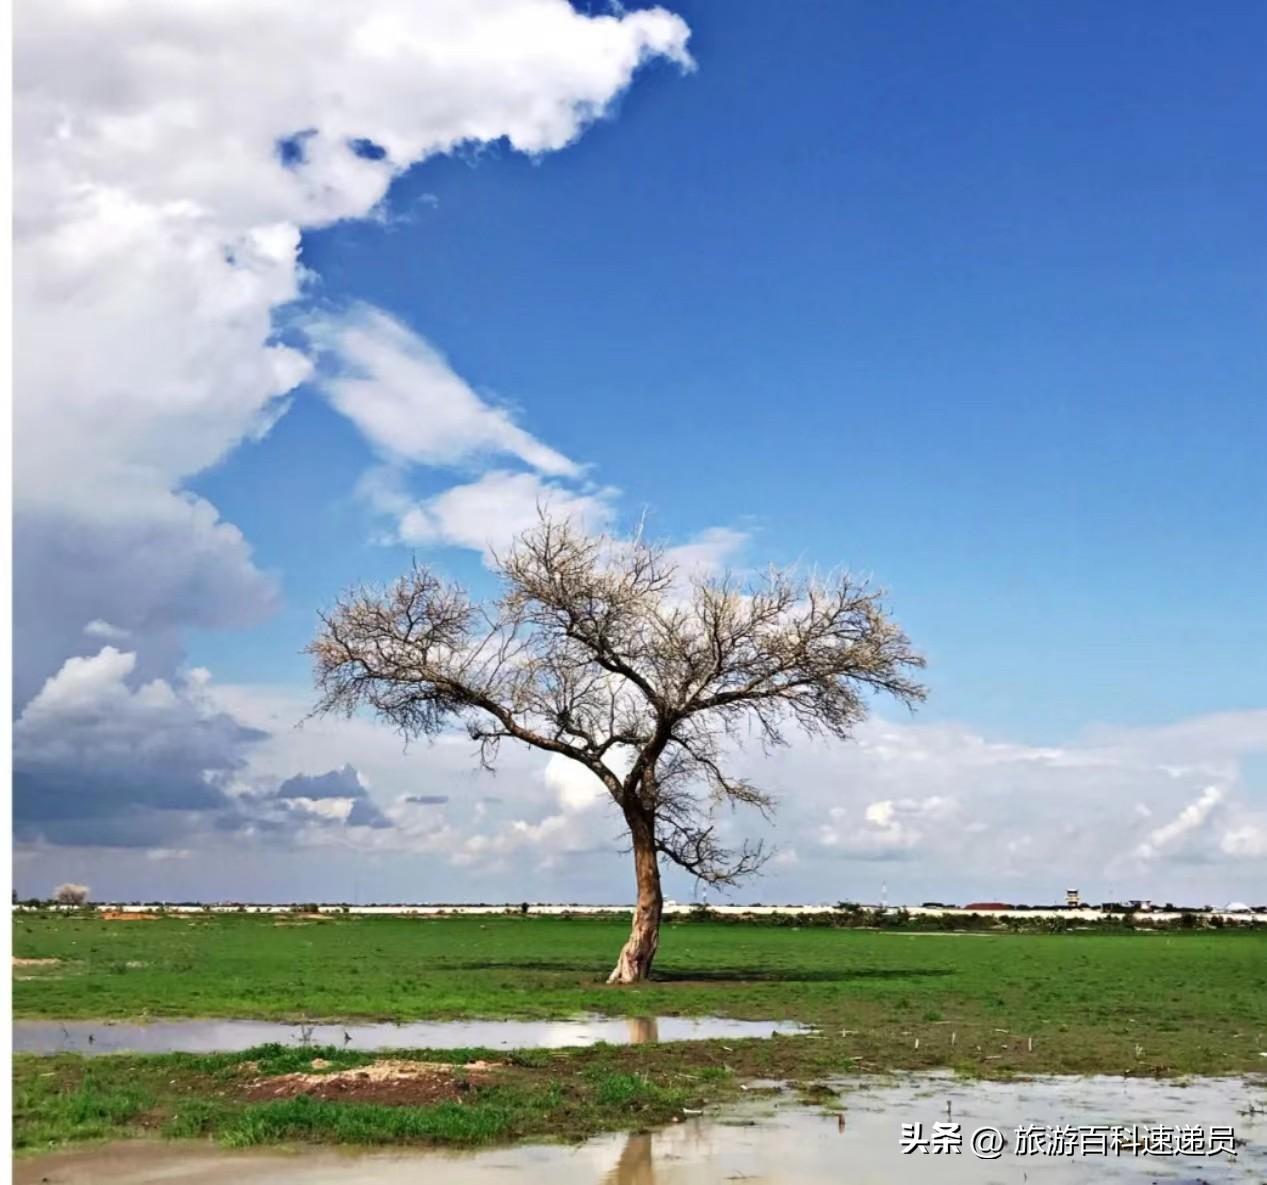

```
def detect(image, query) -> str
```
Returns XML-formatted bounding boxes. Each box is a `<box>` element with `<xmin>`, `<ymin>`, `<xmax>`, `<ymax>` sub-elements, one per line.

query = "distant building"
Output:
<box><xmin>1065</xmin><ymin>888</ymin><xmax>1081</xmax><ymax>908</ymax></box>
<box><xmin>1101</xmin><ymin>899</ymin><xmax>1154</xmax><ymax>913</ymax></box>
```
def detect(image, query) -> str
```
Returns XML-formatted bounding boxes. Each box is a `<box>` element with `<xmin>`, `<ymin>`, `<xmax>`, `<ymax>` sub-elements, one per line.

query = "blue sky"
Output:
<box><xmin>14</xmin><ymin>1</ymin><xmax>1267</xmax><ymax>903</ymax></box>
<box><xmin>191</xmin><ymin>0</ymin><xmax>1265</xmax><ymax>737</ymax></box>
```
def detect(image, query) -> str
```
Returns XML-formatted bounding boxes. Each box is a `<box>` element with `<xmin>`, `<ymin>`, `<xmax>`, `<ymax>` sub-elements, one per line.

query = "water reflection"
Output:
<box><xmin>602</xmin><ymin>1124</ymin><xmax>724</xmax><ymax>1185</ymax></box>
<box><xmin>605</xmin><ymin>1132</ymin><xmax>653</xmax><ymax>1185</ymax></box>
<box><xmin>13</xmin><ymin>1013</ymin><xmax>798</xmax><ymax>1055</ymax></box>
<box><xmin>15</xmin><ymin>1073</ymin><xmax>1266</xmax><ymax>1184</ymax></box>
<box><xmin>626</xmin><ymin>1017</ymin><xmax>660</xmax><ymax>1044</ymax></box>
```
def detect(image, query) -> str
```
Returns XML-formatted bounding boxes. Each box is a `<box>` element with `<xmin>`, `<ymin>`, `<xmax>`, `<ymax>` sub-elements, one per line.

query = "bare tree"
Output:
<box><xmin>53</xmin><ymin>882</ymin><xmax>90</xmax><ymax>906</ymax></box>
<box><xmin>308</xmin><ymin>518</ymin><xmax>925</xmax><ymax>982</ymax></box>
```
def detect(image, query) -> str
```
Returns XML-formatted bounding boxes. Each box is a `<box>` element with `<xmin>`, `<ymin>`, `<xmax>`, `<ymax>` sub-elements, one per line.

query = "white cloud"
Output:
<box><xmin>16</xmin><ymin>670</ymin><xmax>1267</xmax><ymax>903</ymax></box>
<box><xmin>725</xmin><ymin>709</ymin><xmax>1267</xmax><ymax>901</ymax></box>
<box><xmin>862</xmin><ymin>801</ymin><xmax>893</xmax><ymax>827</ymax></box>
<box><xmin>663</xmin><ymin>527</ymin><xmax>751</xmax><ymax>579</ymax></box>
<box><xmin>16</xmin><ymin>0</ymin><xmax>691</xmax><ymax>500</ymax></box>
<box><xmin>817</xmin><ymin>796</ymin><xmax>953</xmax><ymax>859</ymax></box>
<box><xmin>817</xmin><ymin>819</ymin><xmax>918</xmax><ymax>858</ymax></box>
<box><xmin>19</xmin><ymin>649</ymin><xmax>1264</xmax><ymax>906</ymax></box>
<box><xmin>187</xmin><ymin>685</ymin><xmax>1267</xmax><ymax>903</ymax></box>
<box><xmin>357</xmin><ymin>460</ymin><xmax>751</xmax><ymax>578</ymax></box>
<box><xmin>864</xmin><ymin>796</ymin><xmax>953</xmax><ymax>828</ymax></box>
<box><xmin>309</xmin><ymin>306</ymin><xmax>580</xmax><ymax>476</ymax></box>
<box><xmin>1134</xmin><ymin>786</ymin><xmax>1225</xmax><ymax>861</ymax></box>
<box><xmin>13</xmin><ymin>2</ymin><xmax>1261</xmax><ymax>904</ymax></box>
<box><xmin>387</xmin><ymin>469</ymin><xmax>620</xmax><ymax>561</ymax></box>
<box><xmin>84</xmin><ymin>620</ymin><xmax>131</xmax><ymax>641</ymax></box>
<box><xmin>12</xmin><ymin>2</ymin><xmax>771</xmax><ymax>878</ymax></box>
<box><xmin>14</xmin><ymin>647</ymin><xmax>266</xmax><ymax>845</ymax></box>
<box><xmin>13</xmin><ymin>650</ymin><xmax>407</xmax><ymax>848</ymax></box>
<box><xmin>20</xmin><ymin>646</ymin><xmax>141</xmax><ymax>719</ymax></box>
<box><xmin>543</xmin><ymin>750</ymin><xmax>633</xmax><ymax>813</ymax></box>
<box><xmin>1219</xmin><ymin>822</ymin><xmax>1267</xmax><ymax>859</ymax></box>
<box><xmin>14</xmin><ymin>494</ymin><xmax>279</xmax><ymax>704</ymax></box>
<box><xmin>545</xmin><ymin>755</ymin><xmax>609</xmax><ymax>813</ymax></box>
<box><xmin>14</xmin><ymin>0</ymin><xmax>692</xmax><ymax>705</ymax></box>
<box><xmin>205</xmin><ymin>681</ymin><xmax>627</xmax><ymax>872</ymax></box>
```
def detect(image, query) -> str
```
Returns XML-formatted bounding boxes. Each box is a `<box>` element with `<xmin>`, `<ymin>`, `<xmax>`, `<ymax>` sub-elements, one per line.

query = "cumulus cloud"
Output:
<box><xmin>199</xmin><ymin>682</ymin><xmax>1266</xmax><ymax>902</ymax></box>
<box><xmin>368</xmin><ymin>468</ymin><xmax>620</xmax><ymax>561</ymax></box>
<box><xmin>270</xmin><ymin>765</ymin><xmax>392</xmax><ymax>829</ymax></box>
<box><xmin>13</xmin><ymin>648</ymin><xmax>265</xmax><ymax>846</ymax></box>
<box><xmin>356</xmin><ymin>464</ymin><xmax>751</xmax><ymax>574</ymax></box>
<box><xmin>814</xmin><ymin>795</ymin><xmax>958</xmax><ymax>860</ymax></box>
<box><xmin>439</xmin><ymin>751</ymin><xmax>627</xmax><ymax>875</ymax></box>
<box><xmin>12</xmin><ymin>0</ymin><xmax>695</xmax><ymax>857</ymax></box>
<box><xmin>1220</xmin><ymin>822</ymin><xmax>1267</xmax><ymax>858</ymax></box>
<box><xmin>276</xmin><ymin>765</ymin><xmax>370</xmax><ymax>801</ymax></box>
<box><xmin>14</xmin><ymin>669</ymin><xmax>1267</xmax><ymax>903</ymax></box>
<box><xmin>13</xmin><ymin>495</ymin><xmax>279</xmax><ymax>705</ymax></box>
<box><xmin>215</xmin><ymin>684</ymin><xmax>625</xmax><ymax>872</ymax></box>
<box><xmin>709</xmin><ymin>708</ymin><xmax>1267</xmax><ymax>902</ymax></box>
<box><xmin>16</xmin><ymin>641</ymin><xmax>1266</xmax><ymax>903</ymax></box>
<box><xmin>14</xmin><ymin>0</ymin><xmax>692</xmax><ymax>711</ymax></box>
<box><xmin>243</xmin><ymin>764</ymin><xmax>393</xmax><ymax>832</ymax></box>
<box><xmin>15</xmin><ymin>0</ymin><xmax>691</xmax><ymax>499</ymax></box>
<box><xmin>13</xmin><ymin>650</ymin><xmax>401</xmax><ymax>847</ymax></box>
<box><xmin>543</xmin><ymin>753</ymin><xmax>628</xmax><ymax>813</ymax></box>
<box><xmin>864</xmin><ymin>796</ymin><xmax>954</xmax><ymax>828</ymax></box>
<box><xmin>816</xmin><ymin>797</ymin><xmax>952</xmax><ymax>860</ymax></box>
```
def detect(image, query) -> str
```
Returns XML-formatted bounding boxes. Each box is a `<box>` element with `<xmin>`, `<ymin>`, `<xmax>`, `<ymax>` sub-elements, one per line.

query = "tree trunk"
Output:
<box><xmin>608</xmin><ymin>814</ymin><xmax>662</xmax><ymax>984</ymax></box>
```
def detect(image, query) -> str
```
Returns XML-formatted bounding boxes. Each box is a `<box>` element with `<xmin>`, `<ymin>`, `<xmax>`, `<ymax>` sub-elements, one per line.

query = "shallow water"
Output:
<box><xmin>16</xmin><ymin>1072</ymin><xmax>1266</xmax><ymax>1184</ymax></box>
<box><xmin>12</xmin><ymin>1014</ymin><xmax>806</xmax><ymax>1055</ymax></box>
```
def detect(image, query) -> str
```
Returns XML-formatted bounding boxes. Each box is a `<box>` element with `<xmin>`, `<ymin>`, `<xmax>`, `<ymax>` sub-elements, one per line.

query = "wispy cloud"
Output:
<box><xmin>14</xmin><ymin>0</ymin><xmax>691</xmax><ymax>701</ymax></box>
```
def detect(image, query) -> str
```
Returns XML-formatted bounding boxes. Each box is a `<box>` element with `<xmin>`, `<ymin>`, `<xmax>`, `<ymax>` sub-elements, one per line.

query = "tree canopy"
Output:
<box><xmin>309</xmin><ymin>518</ymin><xmax>925</xmax><ymax>980</ymax></box>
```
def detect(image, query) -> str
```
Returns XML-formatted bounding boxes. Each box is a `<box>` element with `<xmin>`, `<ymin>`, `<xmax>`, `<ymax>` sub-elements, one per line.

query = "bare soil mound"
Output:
<box><xmin>243</xmin><ymin>1058</ymin><xmax>503</xmax><ymax>1107</ymax></box>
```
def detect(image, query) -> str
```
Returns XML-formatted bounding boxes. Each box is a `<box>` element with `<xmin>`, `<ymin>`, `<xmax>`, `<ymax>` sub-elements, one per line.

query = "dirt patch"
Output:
<box><xmin>13</xmin><ymin>956</ymin><xmax>65</xmax><ymax>981</ymax></box>
<box><xmin>893</xmin><ymin>932</ymin><xmax>997</xmax><ymax>937</ymax></box>
<box><xmin>99</xmin><ymin>911</ymin><xmax>159</xmax><ymax>921</ymax></box>
<box><xmin>243</xmin><ymin>1058</ymin><xmax>503</xmax><ymax>1107</ymax></box>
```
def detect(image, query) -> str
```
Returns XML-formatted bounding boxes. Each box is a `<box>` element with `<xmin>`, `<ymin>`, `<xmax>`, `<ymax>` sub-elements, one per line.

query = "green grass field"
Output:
<box><xmin>12</xmin><ymin>911</ymin><xmax>1267</xmax><ymax>1151</ymax></box>
<box><xmin>13</xmin><ymin>1043</ymin><xmax>721</xmax><ymax>1152</ymax></box>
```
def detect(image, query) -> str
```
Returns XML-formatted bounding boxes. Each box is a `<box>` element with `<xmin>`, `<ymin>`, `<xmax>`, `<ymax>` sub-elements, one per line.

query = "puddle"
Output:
<box><xmin>16</xmin><ymin>1073</ymin><xmax>1266</xmax><ymax>1184</ymax></box>
<box><xmin>12</xmin><ymin>1014</ymin><xmax>807</xmax><ymax>1055</ymax></box>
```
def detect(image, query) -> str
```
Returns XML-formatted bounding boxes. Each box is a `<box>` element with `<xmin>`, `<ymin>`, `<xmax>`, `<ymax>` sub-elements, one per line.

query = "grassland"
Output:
<box><xmin>12</xmin><ymin>911</ymin><xmax>1267</xmax><ymax>1152</ymax></box>
<box><xmin>13</xmin><ymin>1043</ymin><xmax>726</xmax><ymax>1152</ymax></box>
